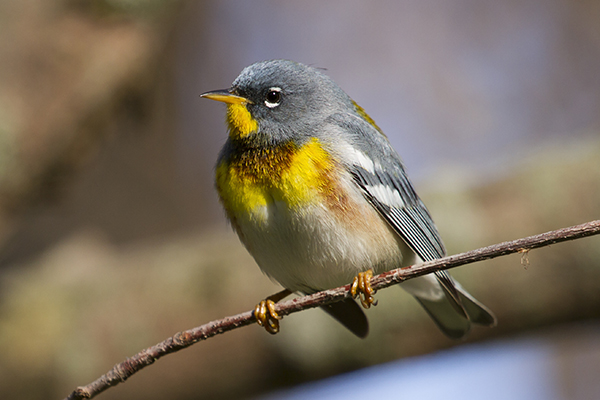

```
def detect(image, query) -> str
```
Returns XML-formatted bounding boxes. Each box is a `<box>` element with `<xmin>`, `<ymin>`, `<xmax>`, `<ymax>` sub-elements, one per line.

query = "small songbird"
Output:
<box><xmin>201</xmin><ymin>60</ymin><xmax>496</xmax><ymax>338</ymax></box>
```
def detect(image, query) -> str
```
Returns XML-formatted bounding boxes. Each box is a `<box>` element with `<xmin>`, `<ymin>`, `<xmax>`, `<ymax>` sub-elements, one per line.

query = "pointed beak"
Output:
<box><xmin>200</xmin><ymin>89</ymin><xmax>252</xmax><ymax>105</ymax></box>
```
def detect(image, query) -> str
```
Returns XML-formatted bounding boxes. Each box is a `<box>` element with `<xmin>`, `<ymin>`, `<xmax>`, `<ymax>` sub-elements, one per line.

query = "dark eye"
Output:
<box><xmin>264</xmin><ymin>87</ymin><xmax>282</xmax><ymax>108</ymax></box>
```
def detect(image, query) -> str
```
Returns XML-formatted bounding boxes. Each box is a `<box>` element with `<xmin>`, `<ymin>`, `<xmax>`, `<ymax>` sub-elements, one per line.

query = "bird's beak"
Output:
<box><xmin>200</xmin><ymin>89</ymin><xmax>252</xmax><ymax>104</ymax></box>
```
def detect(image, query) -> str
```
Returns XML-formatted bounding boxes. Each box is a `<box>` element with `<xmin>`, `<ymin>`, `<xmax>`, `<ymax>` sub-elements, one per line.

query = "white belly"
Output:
<box><xmin>234</xmin><ymin>186</ymin><xmax>412</xmax><ymax>293</ymax></box>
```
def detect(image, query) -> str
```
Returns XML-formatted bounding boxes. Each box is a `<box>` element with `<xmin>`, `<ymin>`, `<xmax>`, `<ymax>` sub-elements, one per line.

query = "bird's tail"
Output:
<box><xmin>402</xmin><ymin>273</ymin><xmax>496</xmax><ymax>339</ymax></box>
<box><xmin>320</xmin><ymin>297</ymin><xmax>369</xmax><ymax>338</ymax></box>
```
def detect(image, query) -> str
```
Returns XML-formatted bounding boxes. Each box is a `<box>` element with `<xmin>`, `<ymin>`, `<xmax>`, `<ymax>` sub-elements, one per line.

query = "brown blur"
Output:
<box><xmin>0</xmin><ymin>1</ymin><xmax>599</xmax><ymax>399</ymax></box>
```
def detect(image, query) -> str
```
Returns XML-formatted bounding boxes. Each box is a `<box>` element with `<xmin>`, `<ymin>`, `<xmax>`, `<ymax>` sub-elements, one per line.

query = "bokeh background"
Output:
<box><xmin>0</xmin><ymin>1</ymin><xmax>599</xmax><ymax>399</ymax></box>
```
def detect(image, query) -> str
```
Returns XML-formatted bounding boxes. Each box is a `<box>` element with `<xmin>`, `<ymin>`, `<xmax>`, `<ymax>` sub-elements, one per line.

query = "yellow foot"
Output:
<box><xmin>253</xmin><ymin>289</ymin><xmax>292</xmax><ymax>334</ymax></box>
<box><xmin>254</xmin><ymin>300</ymin><xmax>281</xmax><ymax>334</ymax></box>
<box><xmin>351</xmin><ymin>269</ymin><xmax>377</xmax><ymax>309</ymax></box>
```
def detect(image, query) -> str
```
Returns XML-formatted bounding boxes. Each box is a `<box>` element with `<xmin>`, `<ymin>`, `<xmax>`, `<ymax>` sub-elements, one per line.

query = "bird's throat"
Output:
<box><xmin>215</xmin><ymin>138</ymin><xmax>335</xmax><ymax>220</ymax></box>
<box><xmin>226</xmin><ymin>103</ymin><xmax>258</xmax><ymax>139</ymax></box>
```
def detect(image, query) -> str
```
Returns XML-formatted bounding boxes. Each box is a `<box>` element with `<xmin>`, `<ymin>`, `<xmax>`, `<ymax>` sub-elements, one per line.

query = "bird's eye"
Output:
<box><xmin>264</xmin><ymin>87</ymin><xmax>282</xmax><ymax>108</ymax></box>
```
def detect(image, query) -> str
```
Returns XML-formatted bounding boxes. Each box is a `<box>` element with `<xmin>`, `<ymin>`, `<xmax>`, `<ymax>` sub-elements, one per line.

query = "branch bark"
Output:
<box><xmin>65</xmin><ymin>220</ymin><xmax>600</xmax><ymax>400</ymax></box>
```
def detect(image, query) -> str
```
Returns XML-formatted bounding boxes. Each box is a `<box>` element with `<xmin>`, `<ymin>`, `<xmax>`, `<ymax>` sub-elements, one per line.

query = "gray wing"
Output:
<box><xmin>349</xmin><ymin>163</ymin><xmax>464</xmax><ymax>308</ymax></box>
<box><xmin>328</xmin><ymin>113</ymin><xmax>463</xmax><ymax>309</ymax></box>
<box><xmin>350</xmin><ymin>165</ymin><xmax>446</xmax><ymax>260</ymax></box>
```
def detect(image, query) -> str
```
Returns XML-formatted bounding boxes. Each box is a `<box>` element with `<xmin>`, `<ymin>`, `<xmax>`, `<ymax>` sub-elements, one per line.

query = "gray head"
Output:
<box><xmin>202</xmin><ymin>60</ymin><xmax>355</xmax><ymax>144</ymax></box>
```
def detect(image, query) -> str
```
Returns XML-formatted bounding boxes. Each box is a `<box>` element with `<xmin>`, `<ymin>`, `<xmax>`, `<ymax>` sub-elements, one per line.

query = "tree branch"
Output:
<box><xmin>65</xmin><ymin>220</ymin><xmax>600</xmax><ymax>400</ymax></box>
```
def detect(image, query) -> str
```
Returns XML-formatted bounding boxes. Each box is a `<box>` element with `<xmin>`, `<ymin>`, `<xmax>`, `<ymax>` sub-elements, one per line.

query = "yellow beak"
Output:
<box><xmin>200</xmin><ymin>89</ymin><xmax>252</xmax><ymax>105</ymax></box>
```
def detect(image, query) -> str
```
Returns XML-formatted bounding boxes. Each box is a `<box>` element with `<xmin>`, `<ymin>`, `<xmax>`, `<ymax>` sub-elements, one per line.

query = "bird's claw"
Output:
<box><xmin>254</xmin><ymin>299</ymin><xmax>282</xmax><ymax>334</ymax></box>
<box><xmin>351</xmin><ymin>269</ymin><xmax>377</xmax><ymax>308</ymax></box>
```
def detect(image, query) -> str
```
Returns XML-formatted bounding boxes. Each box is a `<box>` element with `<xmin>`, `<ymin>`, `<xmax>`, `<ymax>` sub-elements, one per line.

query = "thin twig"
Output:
<box><xmin>65</xmin><ymin>220</ymin><xmax>600</xmax><ymax>400</ymax></box>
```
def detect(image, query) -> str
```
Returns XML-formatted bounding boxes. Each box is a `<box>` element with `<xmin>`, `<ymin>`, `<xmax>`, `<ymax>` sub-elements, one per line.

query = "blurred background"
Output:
<box><xmin>0</xmin><ymin>0</ymin><xmax>599</xmax><ymax>399</ymax></box>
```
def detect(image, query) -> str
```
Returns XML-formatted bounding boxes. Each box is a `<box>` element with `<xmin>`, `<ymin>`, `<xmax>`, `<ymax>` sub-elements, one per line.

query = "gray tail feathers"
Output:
<box><xmin>417</xmin><ymin>278</ymin><xmax>496</xmax><ymax>339</ymax></box>
<box><xmin>455</xmin><ymin>284</ymin><xmax>497</xmax><ymax>327</ymax></box>
<box><xmin>320</xmin><ymin>298</ymin><xmax>369</xmax><ymax>338</ymax></box>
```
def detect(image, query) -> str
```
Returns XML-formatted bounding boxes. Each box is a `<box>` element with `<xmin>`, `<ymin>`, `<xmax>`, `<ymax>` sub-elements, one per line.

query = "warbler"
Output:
<box><xmin>201</xmin><ymin>59</ymin><xmax>496</xmax><ymax>339</ymax></box>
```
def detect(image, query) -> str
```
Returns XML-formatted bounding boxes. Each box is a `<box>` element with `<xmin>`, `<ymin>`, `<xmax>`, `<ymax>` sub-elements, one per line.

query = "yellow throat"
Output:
<box><xmin>216</xmin><ymin>137</ymin><xmax>335</xmax><ymax>221</ymax></box>
<box><xmin>226</xmin><ymin>103</ymin><xmax>258</xmax><ymax>139</ymax></box>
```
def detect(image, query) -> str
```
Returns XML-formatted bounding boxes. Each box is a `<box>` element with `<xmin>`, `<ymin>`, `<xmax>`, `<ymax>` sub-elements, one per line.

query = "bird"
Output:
<box><xmin>201</xmin><ymin>59</ymin><xmax>496</xmax><ymax>339</ymax></box>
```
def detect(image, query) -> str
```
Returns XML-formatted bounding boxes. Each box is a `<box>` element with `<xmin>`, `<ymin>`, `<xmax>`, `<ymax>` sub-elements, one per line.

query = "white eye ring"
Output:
<box><xmin>264</xmin><ymin>87</ymin><xmax>282</xmax><ymax>108</ymax></box>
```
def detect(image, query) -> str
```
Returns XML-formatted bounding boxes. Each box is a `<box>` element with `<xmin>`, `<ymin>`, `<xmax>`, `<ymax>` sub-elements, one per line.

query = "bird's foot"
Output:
<box><xmin>254</xmin><ymin>289</ymin><xmax>292</xmax><ymax>334</ymax></box>
<box><xmin>351</xmin><ymin>269</ymin><xmax>378</xmax><ymax>309</ymax></box>
<box><xmin>254</xmin><ymin>300</ymin><xmax>281</xmax><ymax>334</ymax></box>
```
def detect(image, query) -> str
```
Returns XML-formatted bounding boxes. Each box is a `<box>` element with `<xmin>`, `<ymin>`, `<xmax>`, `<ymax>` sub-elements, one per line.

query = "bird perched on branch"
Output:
<box><xmin>201</xmin><ymin>59</ymin><xmax>496</xmax><ymax>339</ymax></box>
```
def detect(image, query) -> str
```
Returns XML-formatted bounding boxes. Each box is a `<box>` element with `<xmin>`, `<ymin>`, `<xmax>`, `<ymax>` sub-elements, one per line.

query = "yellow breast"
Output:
<box><xmin>216</xmin><ymin>138</ymin><xmax>335</xmax><ymax>221</ymax></box>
